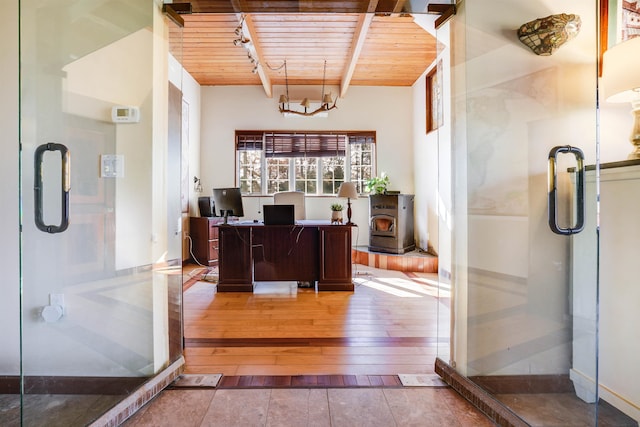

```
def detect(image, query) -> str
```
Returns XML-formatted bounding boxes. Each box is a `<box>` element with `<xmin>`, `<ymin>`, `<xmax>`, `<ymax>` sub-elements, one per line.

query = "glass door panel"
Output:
<box><xmin>18</xmin><ymin>1</ymin><xmax>182</xmax><ymax>425</ymax></box>
<box><xmin>442</xmin><ymin>1</ymin><xmax>612</xmax><ymax>425</ymax></box>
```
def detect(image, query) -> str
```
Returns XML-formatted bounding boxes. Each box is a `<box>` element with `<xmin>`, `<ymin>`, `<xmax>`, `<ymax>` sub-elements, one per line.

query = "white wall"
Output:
<box><xmin>198</xmin><ymin>85</ymin><xmax>415</xmax><ymax>244</ymax></box>
<box><xmin>179</xmin><ymin>68</ymin><xmax>202</xmax><ymax>260</ymax></box>
<box><xmin>64</xmin><ymin>29</ymin><xmax>155</xmax><ymax>270</ymax></box>
<box><xmin>0</xmin><ymin>0</ymin><xmax>20</xmax><ymax>375</ymax></box>
<box><xmin>412</xmin><ymin>14</ymin><xmax>452</xmax><ymax>274</ymax></box>
<box><xmin>181</xmin><ymin>70</ymin><xmax>202</xmax><ymax>216</ymax></box>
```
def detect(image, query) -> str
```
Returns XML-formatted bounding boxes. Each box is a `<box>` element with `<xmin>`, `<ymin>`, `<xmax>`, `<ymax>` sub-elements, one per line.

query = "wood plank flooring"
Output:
<box><xmin>182</xmin><ymin>264</ymin><xmax>450</xmax><ymax>376</ymax></box>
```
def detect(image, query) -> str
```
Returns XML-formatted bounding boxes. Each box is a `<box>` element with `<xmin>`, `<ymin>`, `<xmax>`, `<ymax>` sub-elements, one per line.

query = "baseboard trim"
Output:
<box><xmin>89</xmin><ymin>356</ymin><xmax>185</xmax><ymax>427</ymax></box>
<box><xmin>434</xmin><ymin>357</ymin><xmax>529</xmax><ymax>427</ymax></box>
<box><xmin>0</xmin><ymin>358</ymin><xmax>185</xmax><ymax>427</ymax></box>
<box><xmin>468</xmin><ymin>373</ymin><xmax>574</xmax><ymax>395</ymax></box>
<box><xmin>0</xmin><ymin>375</ymin><xmax>148</xmax><ymax>395</ymax></box>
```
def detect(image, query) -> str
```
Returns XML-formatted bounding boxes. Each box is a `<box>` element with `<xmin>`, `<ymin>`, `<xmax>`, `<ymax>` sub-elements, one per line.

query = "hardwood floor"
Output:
<box><xmin>182</xmin><ymin>263</ymin><xmax>450</xmax><ymax>376</ymax></box>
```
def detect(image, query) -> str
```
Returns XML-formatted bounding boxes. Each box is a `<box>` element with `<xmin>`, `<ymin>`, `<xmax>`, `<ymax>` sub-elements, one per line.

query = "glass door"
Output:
<box><xmin>434</xmin><ymin>1</ymin><xmax>628</xmax><ymax>425</ymax></box>
<box><xmin>17</xmin><ymin>1</ymin><xmax>183</xmax><ymax>425</ymax></box>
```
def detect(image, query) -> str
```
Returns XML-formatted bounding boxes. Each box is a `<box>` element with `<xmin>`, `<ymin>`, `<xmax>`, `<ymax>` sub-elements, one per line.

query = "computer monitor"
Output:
<box><xmin>212</xmin><ymin>187</ymin><xmax>244</xmax><ymax>224</ymax></box>
<box><xmin>198</xmin><ymin>196</ymin><xmax>215</xmax><ymax>217</ymax></box>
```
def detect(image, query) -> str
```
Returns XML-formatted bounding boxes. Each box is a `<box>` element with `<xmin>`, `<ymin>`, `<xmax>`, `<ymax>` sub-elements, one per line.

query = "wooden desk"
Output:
<box><xmin>217</xmin><ymin>221</ymin><xmax>353</xmax><ymax>292</ymax></box>
<box><xmin>189</xmin><ymin>216</ymin><xmax>224</xmax><ymax>267</ymax></box>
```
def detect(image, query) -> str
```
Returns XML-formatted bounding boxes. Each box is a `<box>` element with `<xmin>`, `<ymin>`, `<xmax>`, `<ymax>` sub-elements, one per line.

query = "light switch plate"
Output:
<box><xmin>101</xmin><ymin>154</ymin><xmax>125</xmax><ymax>178</ymax></box>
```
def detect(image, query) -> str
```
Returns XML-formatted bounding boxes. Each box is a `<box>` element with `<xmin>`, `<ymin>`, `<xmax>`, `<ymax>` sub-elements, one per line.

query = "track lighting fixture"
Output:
<box><xmin>232</xmin><ymin>15</ymin><xmax>260</xmax><ymax>73</ymax></box>
<box><xmin>233</xmin><ymin>36</ymin><xmax>250</xmax><ymax>47</ymax></box>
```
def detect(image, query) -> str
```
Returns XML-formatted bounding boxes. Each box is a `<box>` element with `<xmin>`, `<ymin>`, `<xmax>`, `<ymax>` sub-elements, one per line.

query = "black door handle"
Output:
<box><xmin>548</xmin><ymin>145</ymin><xmax>585</xmax><ymax>235</ymax></box>
<box><xmin>34</xmin><ymin>143</ymin><xmax>70</xmax><ymax>233</ymax></box>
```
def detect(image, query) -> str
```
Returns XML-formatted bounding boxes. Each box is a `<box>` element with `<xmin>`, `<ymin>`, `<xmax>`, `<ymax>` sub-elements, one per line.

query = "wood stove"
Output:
<box><xmin>368</xmin><ymin>194</ymin><xmax>415</xmax><ymax>254</ymax></box>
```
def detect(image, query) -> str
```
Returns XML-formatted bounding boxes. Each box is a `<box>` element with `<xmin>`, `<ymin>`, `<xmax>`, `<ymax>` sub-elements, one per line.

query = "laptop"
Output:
<box><xmin>263</xmin><ymin>204</ymin><xmax>295</xmax><ymax>225</ymax></box>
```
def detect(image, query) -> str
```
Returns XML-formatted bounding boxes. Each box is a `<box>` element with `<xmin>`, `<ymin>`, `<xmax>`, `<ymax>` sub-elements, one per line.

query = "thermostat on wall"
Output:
<box><xmin>111</xmin><ymin>106</ymin><xmax>140</xmax><ymax>123</ymax></box>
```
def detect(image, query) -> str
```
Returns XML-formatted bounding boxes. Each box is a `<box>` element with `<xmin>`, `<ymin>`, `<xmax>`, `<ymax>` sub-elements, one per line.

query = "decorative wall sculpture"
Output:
<box><xmin>518</xmin><ymin>13</ymin><xmax>581</xmax><ymax>56</ymax></box>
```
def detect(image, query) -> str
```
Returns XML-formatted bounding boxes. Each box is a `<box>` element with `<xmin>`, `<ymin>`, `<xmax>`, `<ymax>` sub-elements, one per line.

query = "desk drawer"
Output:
<box><xmin>208</xmin><ymin>240</ymin><xmax>219</xmax><ymax>261</ymax></box>
<box><xmin>208</xmin><ymin>222</ymin><xmax>219</xmax><ymax>239</ymax></box>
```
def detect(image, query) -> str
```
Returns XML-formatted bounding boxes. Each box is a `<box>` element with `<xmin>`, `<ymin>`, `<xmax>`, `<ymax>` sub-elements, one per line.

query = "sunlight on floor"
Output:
<box><xmin>356</xmin><ymin>278</ymin><xmax>424</xmax><ymax>298</ymax></box>
<box><xmin>356</xmin><ymin>275</ymin><xmax>449</xmax><ymax>298</ymax></box>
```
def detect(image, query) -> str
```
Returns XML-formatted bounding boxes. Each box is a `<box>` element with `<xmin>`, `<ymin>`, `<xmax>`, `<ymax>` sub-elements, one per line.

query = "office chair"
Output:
<box><xmin>273</xmin><ymin>191</ymin><xmax>306</xmax><ymax>220</ymax></box>
<box><xmin>273</xmin><ymin>190</ymin><xmax>310</xmax><ymax>287</ymax></box>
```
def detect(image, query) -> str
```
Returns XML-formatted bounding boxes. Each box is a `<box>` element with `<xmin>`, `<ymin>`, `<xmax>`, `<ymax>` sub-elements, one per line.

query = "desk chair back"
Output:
<box><xmin>273</xmin><ymin>191</ymin><xmax>306</xmax><ymax>220</ymax></box>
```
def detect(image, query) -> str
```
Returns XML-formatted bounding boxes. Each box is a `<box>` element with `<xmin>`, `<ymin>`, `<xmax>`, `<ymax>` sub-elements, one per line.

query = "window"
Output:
<box><xmin>237</xmin><ymin>131</ymin><xmax>263</xmax><ymax>194</ymax></box>
<box><xmin>426</xmin><ymin>60</ymin><xmax>443</xmax><ymax>133</ymax></box>
<box><xmin>348</xmin><ymin>134</ymin><xmax>375</xmax><ymax>194</ymax></box>
<box><xmin>236</xmin><ymin>131</ymin><xmax>376</xmax><ymax>195</ymax></box>
<box><xmin>296</xmin><ymin>157</ymin><xmax>318</xmax><ymax>193</ymax></box>
<box><xmin>267</xmin><ymin>158</ymin><xmax>290</xmax><ymax>193</ymax></box>
<box><xmin>321</xmin><ymin>156</ymin><xmax>344</xmax><ymax>194</ymax></box>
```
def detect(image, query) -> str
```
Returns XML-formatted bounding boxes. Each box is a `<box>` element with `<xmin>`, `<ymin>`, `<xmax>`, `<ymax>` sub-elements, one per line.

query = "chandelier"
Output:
<box><xmin>278</xmin><ymin>60</ymin><xmax>338</xmax><ymax>117</ymax></box>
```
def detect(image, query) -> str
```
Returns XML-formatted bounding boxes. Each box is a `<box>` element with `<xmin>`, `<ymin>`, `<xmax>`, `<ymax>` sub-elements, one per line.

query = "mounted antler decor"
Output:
<box><xmin>278</xmin><ymin>60</ymin><xmax>338</xmax><ymax>117</ymax></box>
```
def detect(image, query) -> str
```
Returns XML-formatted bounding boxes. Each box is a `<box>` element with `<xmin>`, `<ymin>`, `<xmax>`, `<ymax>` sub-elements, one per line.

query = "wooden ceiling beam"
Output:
<box><xmin>367</xmin><ymin>0</ymin><xmax>380</xmax><ymax>12</ymax></box>
<box><xmin>241</xmin><ymin>14</ymin><xmax>273</xmax><ymax>97</ymax></box>
<box><xmin>391</xmin><ymin>0</ymin><xmax>407</xmax><ymax>16</ymax></box>
<box><xmin>340</xmin><ymin>12</ymin><xmax>374</xmax><ymax>97</ymax></box>
<box><xmin>427</xmin><ymin>3</ymin><xmax>457</xmax><ymax>29</ymax></box>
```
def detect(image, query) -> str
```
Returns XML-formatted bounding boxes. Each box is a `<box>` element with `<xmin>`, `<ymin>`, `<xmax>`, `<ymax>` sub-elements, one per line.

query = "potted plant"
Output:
<box><xmin>365</xmin><ymin>172</ymin><xmax>390</xmax><ymax>195</ymax></box>
<box><xmin>330</xmin><ymin>203</ymin><xmax>343</xmax><ymax>224</ymax></box>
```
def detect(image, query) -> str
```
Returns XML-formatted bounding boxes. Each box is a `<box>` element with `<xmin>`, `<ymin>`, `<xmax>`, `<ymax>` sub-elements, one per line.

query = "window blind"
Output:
<box><xmin>235</xmin><ymin>130</ymin><xmax>263</xmax><ymax>151</ymax></box>
<box><xmin>236</xmin><ymin>130</ymin><xmax>375</xmax><ymax>156</ymax></box>
<box><xmin>264</xmin><ymin>132</ymin><xmax>345</xmax><ymax>158</ymax></box>
<box><xmin>347</xmin><ymin>131</ymin><xmax>376</xmax><ymax>145</ymax></box>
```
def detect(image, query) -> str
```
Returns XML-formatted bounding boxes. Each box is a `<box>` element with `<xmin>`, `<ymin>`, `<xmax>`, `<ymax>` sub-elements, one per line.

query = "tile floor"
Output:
<box><xmin>122</xmin><ymin>386</ymin><xmax>496</xmax><ymax>426</ymax></box>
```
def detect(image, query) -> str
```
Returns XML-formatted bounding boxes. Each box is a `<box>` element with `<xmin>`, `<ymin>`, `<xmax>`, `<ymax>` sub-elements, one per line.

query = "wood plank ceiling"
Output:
<box><xmin>170</xmin><ymin>1</ymin><xmax>440</xmax><ymax>98</ymax></box>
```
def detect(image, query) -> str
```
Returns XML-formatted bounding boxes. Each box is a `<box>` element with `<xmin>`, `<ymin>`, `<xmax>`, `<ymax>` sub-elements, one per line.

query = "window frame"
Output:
<box><xmin>235</xmin><ymin>130</ymin><xmax>376</xmax><ymax>196</ymax></box>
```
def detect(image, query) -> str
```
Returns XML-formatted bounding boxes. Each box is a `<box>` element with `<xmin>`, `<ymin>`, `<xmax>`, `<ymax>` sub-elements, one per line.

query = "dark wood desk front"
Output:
<box><xmin>217</xmin><ymin>221</ymin><xmax>353</xmax><ymax>292</ymax></box>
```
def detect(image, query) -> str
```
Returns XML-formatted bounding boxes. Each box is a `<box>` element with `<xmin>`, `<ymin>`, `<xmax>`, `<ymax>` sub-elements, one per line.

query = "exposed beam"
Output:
<box><xmin>340</xmin><ymin>13</ymin><xmax>374</xmax><ymax>98</ymax></box>
<box><xmin>242</xmin><ymin>14</ymin><xmax>273</xmax><ymax>97</ymax></box>
<box><xmin>367</xmin><ymin>0</ymin><xmax>380</xmax><ymax>12</ymax></box>
<box><xmin>392</xmin><ymin>0</ymin><xmax>408</xmax><ymax>16</ymax></box>
<box><xmin>230</xmin><ymin>0</ymin><xmax>242</xmax><ymax>13</ymax></box>
<box><xmin>374</xmin><ymin>0</ymin><xmax>406</xmax><ymax>15</ymax></box>
<box><xmin>427</xmin><ymin>3</ymin><xmax>456</xmax><ymax>29</ymax></box>
<box><xmin>162</xmin><ymin>3</ymin><xmax>192</xmax><ymax>27</ymax></box>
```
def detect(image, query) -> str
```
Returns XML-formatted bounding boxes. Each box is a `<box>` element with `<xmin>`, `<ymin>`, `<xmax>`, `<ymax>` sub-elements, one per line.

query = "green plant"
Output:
<box><xmin>330</xmin><ymin>203</ymin><xmax>343</xmax><ymax>211</ymax></box>
<box><xmin>365</xmin><ymin>172</ymin><xmax>390</xmax><ymax>195</ymax></box>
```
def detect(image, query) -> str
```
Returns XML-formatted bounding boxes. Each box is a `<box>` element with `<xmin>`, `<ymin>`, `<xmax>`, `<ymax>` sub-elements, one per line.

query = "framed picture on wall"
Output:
<box><xmin>601</xmin><ymin>0</ymin><xmax>640</xmax><ymax>72</ymax></box>
<box><xmin>426</xmin><ymin>60</ymin><xmax>443</xmax><ymax>134</ymax></box>
<box><xmin>620</xmin><ymin>0</ymin><xmax>640</xmax><ymax>41</ymax></box>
